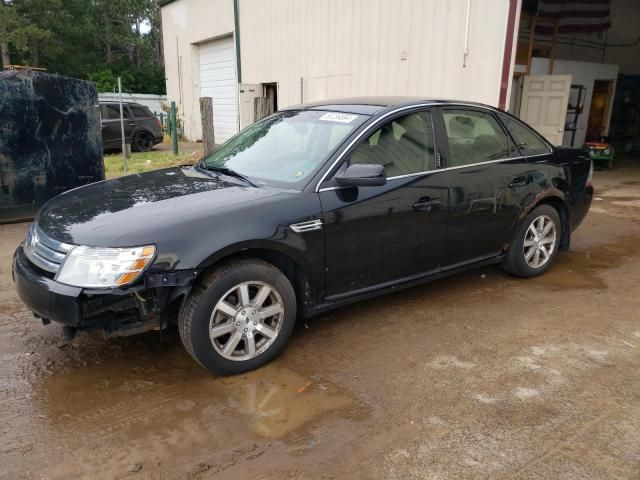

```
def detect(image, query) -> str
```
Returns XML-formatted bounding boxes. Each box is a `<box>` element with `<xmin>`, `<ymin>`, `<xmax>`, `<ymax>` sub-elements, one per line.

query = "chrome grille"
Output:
<box><xmin>23</xmin><ymin>224</ymin><xmax>74</xmax><ymax>274</ymax></box>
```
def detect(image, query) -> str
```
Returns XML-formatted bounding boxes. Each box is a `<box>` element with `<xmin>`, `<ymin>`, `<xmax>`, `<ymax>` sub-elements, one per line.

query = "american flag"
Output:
<box><xmin>536</xmin><ymin>0</ymin><xmax>611</xmax><ymax>34</ymax></box>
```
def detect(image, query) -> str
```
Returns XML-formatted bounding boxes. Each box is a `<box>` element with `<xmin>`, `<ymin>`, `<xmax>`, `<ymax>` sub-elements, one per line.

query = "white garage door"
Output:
<box><xmin>199</xmin><ymin>36</ymin><xmax>238</xmax><ymax>143</ymax></box>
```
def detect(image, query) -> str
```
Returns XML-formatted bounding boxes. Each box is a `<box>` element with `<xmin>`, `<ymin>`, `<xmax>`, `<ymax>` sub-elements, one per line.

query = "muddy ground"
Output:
<box><xmin>1</xmin><ymin>159</ymin><xmax>640</xmax><ymax>480</ymax></box>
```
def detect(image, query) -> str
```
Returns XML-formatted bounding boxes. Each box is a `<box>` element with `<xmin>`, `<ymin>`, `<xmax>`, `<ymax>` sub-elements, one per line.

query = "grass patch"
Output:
<box><xmin>104</xmin><ymin>150</ymin><xmax>200</xmax><ymax>179</ymax></box>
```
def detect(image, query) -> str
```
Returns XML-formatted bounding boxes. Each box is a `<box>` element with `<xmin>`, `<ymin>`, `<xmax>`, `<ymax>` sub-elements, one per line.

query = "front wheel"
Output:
<box><xmin>502</xmin><ymin>205</ymin><xmax>562</xmax><ymax>278</ymax></box>
<box><xmin>179</xmin><ymin>259</ymin><xmax>297</xmax><ymax>375</ymax></box>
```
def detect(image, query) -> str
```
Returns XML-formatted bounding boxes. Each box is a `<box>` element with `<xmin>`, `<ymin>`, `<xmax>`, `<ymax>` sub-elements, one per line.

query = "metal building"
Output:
<box><xmin>160</xmin><ymin>0</ymin><xmax>520</xmax><ymax>142</ymax></box>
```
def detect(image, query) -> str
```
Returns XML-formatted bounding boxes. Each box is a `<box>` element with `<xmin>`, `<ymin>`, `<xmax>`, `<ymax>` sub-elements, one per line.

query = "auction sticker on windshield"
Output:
<box><xmin>319</xmin><ymin>112</ymin><xmax>358</xmax><ymax>123</ymax></box>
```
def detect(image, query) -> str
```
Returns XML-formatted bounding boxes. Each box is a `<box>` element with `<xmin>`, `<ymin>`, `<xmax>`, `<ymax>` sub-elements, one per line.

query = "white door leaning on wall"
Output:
<box><xmin>519</xmin><ymin>75</ymin><xmax>572</xmax><ymax>146</ymax></box>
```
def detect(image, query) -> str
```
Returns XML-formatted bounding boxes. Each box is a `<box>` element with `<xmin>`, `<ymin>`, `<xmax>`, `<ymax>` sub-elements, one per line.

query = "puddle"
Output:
<box><xmin>532</xmin><ymin>236</ymin><xmax>640</xmax><ymax>290</ymax></box>
<box><xmin>35</xmin><ymin>359</ymin><xmax>356</xmax><ymax>444</ymax></box>
<box><xmin>218</xmin><ymin>367</ymin><xmax>354</xmax><ymax>438</ymax></box>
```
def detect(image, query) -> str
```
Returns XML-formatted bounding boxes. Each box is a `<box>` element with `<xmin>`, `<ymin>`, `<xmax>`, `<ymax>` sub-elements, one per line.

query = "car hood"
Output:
<box><xmin>37</xmin><ymin>166</ymin><xmax>284</xmax><ymax>247</ymax></box>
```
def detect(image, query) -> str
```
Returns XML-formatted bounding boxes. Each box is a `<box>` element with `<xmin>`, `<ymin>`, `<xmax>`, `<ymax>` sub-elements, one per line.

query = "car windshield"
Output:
<box><xmin>200</xmin><ymin>110</ymin><xmax>367</xmax><ymax>189</ymax></box>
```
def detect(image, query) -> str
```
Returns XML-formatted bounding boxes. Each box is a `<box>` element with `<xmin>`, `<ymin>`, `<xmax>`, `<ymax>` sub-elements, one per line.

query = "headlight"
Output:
<box><xmin>56</xmin><ymin>245</ymin><xmax>155</xmax><ymax>288</ymax></box>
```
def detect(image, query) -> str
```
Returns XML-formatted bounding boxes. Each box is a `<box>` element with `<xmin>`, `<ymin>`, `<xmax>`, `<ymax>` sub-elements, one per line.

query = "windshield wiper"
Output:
<box><xmin>198</xmin><ymin>163</ymin><xmax>259</xmax><ymax>187</ymax></box>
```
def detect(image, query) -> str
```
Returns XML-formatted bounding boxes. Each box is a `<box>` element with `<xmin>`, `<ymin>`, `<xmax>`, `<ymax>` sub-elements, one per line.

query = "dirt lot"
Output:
<box><xmin>1</xmin><ymin>159</ymin><xmax>640</xmax><ymax>479</ymax></box>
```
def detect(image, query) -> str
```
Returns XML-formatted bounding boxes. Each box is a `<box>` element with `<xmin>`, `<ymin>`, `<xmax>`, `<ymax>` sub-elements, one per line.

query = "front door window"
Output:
<box><xmin>349</xmin><ymin>111</ymin><xmax>437</xmax><ymax>177</ymax></box>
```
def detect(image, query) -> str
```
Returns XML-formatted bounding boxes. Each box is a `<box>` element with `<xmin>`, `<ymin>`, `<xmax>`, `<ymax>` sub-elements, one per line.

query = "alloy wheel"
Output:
<box><xmin>523</xmin><ymin>214</ymin><xmax>557</xmax><ymax>269</ymax></box>
<box><xmin>208</xmin><ymin>281</ymin><xmax>284</xmax><ymax>361</ymax></box>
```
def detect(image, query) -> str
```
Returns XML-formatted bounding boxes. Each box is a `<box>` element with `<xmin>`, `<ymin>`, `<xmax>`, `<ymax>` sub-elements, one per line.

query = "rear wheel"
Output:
<box><xmin>502</xmin><ymin>204</ymin><xmax>561</xmax><ymax>278</ymax></box>
<box><xmin>132</xmin><ymin>131</ymin><xmax>154</xmax><ymax>152</ymax></box>
<box><xmin>179</xmin><ymin>259</ymin><xmax>296</xmax><ymax>375</ymax></box>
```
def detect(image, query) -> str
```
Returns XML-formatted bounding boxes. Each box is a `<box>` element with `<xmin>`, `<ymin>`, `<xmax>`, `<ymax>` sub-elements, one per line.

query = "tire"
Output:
<box><xmin>132</xmin><ymin>131</ymin><xmax>154</xmax><ymax>152</ymax></box>
<box><xmin>179</xmin><ymin>259</ymin><xmax>297</xmax><ymax>375</ymax></box>
<box><xmin>502</xmin><ymin>204</ymin><xmax>562</xmax><ymax>278</ymax></box>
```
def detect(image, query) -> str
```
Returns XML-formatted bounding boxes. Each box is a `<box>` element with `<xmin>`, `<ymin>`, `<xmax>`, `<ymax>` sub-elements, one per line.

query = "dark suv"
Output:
<box><xmin>100</xmin><ymin>102</ymin><xmax>163</xmax><ymax>152</ymax></box>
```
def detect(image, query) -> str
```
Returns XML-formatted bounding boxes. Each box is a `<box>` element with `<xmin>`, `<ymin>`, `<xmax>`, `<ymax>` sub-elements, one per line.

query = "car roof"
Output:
<box><xmin>99</xmin><ymin>101</ymin><xmax>147</xmax><ymax>108</ymax></box>
<box><xmin>284</xmin><ymin>96</ymin><xmax>496</xmax><ymax>115</ymax></box>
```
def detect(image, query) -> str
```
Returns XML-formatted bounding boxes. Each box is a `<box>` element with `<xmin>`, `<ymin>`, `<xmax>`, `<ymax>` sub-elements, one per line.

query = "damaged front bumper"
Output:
<box><xmin>12</xmin><ymin>245</ymin><xmax>199</xmax><ymax>337</ymax></box>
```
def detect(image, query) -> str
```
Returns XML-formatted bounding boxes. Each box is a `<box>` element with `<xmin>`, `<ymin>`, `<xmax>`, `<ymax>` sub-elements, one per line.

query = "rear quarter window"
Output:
<box><xmin>129</xmin><ymin>106</ymin><xmax>153</xmax><ymax>118</ymax></box>
<box><xmin>498</xmin><ymin>113</ymin><xmax>551</xmax><ymax>156</ymax></box>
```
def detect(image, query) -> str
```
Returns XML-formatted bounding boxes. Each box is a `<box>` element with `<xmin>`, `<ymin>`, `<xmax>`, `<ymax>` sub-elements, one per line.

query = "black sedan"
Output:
<box><xmin>13</xmin><ymin>97</ymin><xmax>593</xmax><ymax>375</ymax></box>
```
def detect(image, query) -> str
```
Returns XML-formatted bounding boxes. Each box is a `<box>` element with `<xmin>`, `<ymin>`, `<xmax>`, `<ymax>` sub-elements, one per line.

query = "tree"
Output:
<box><xmin>0</xmin><ymin>1</ymin><xmax>12</xmax><ymax>66</ymax></box>
<box><xmin>0</xmin><ymin>0</ymin><xmax>166</xmax><ymax>94</ymax></box>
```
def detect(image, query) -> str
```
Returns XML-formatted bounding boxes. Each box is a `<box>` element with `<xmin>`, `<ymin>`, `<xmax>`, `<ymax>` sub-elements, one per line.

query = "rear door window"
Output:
<box><xmin>101</xmin><ymin>104</ymin><xmax>130</xmax><ymax>120</ymax></box>
<box><xmin>441</xmin><ymin>109</ymin><xmax>517</xmax><ymax>167</ymax></box>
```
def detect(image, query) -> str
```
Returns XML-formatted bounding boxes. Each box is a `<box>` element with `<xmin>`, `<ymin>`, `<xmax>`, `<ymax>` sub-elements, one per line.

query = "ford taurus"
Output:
<box><xmin>13</xmin><ymin>97</ymin><xmax>593</xmax><ymax>375</ymax></box>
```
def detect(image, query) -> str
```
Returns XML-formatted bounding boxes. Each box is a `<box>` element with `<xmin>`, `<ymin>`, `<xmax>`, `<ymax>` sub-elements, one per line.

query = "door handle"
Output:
<box><xmin>413</xmin><ymin>197</ymin><xmax>442</xmax><ymax>212</ymax></box>
<box><xmin>508</xmin><ymin>177</ymin><xmax>528</xmax><ymax>189</ymax></box>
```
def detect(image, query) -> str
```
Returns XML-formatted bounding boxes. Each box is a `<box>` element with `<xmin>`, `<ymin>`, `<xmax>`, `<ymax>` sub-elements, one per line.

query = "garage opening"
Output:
<box><xmin>198</xmin><ymin>35</ymin><xmax>238</xmax><ymax>143</ymax></box>
<box><xmin>510</xmin><ymin>0</ymin><xmax>640</xmax><ymax>167</ymax></box>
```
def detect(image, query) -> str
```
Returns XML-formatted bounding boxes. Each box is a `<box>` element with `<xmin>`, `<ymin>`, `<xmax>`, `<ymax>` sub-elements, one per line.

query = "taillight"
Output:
<box><xmin>155</xmin><ymin>117</ymin><xmax>162</xmax><ymax>129</ymax></box>
<box><xmin>586</xmin><ymin>159</ymin><xmax>593</xmax><ymax>188</ymax></box>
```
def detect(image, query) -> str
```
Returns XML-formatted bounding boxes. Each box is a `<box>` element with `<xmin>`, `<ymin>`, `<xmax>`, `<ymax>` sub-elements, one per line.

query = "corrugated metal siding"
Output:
<box><xmin>239</xmin><ymin>0</ymin><xmax>509</xmax><ymax>108</ymax></box>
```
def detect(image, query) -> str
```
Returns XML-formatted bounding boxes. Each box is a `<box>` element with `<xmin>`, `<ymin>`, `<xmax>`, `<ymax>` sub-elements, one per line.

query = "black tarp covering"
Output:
<box><xmin>0</xmin><ymin>70</ymin><xmax>104</xmax><ymax>223</ymax></box>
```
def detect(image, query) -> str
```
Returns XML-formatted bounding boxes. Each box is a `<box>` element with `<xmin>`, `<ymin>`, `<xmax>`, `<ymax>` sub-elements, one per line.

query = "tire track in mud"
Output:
<box><xmin>52</xmin><ymin>388</ymin><xmax>192</xmax><ymax>438</ymax></box>
<box><xmin>496</xmin><ymin>396</ymin><xmax>639</xmax><ymax>479</ymax></box>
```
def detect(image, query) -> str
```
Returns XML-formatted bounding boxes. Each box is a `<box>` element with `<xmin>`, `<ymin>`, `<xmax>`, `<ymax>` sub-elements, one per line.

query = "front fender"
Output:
<box><xmin>147</xmin><ymin>190</ymin><xmax>325</xmax><ymax>293</ymax></box>
<box><xmin>197</xmin><ymin>232</ymin><xmax>324</xmax><ymax>290</ymax></box>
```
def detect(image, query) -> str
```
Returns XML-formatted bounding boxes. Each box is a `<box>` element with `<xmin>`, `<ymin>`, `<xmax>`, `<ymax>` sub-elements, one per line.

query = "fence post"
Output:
<box><xmin>170</xmin><ymin>101</ymin><xmax>178</xmax><ymax>155</ymax></box>
<box><xmin>199</xmin><ymin>97</ymin><xmax>215</xmax><ymax>155</ymax></box>
<box><xmin>254</xmin><ymin>97</ymin><xmax>269</xmax><ymax>123</ymax></box>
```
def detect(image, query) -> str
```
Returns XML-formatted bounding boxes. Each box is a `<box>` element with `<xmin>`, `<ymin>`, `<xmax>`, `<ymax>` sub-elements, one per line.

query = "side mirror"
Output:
<box><xmin>335</xmin><ymin>164</ymin><xmax>386</xmax><ymax>187</ymax></box>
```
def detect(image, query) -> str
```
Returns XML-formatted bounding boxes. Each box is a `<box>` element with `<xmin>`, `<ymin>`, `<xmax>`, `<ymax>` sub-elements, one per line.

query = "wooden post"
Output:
<box><xmin>200</xmin><ymin>97</ymin><xmax>215</xmax><ymax>155</ymax></box>
<box><xmin>548</xmin><ymin>20</ymin><xmax>559</xmax><ymax>74</ymax></box>
<box><xmin>254</xmin><ymin>97</ymin><xmax>269</xmax><ymax>123</ymax></box>
<box><xmin>526</xmin><ymin>14</ymin><xmax>537</xmax><ymax>75</ymax></box>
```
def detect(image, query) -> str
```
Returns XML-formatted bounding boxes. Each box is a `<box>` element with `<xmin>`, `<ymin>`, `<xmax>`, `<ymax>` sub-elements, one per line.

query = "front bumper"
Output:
<box><xmin>13</xmin><ymin>246</ymin><xmax>83</xmax><ymax>326</ymax></box>
<box><xmin>12</xmin><ymin>245</ymin><xmax>195</xmax><ymax>334</ymax></box>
